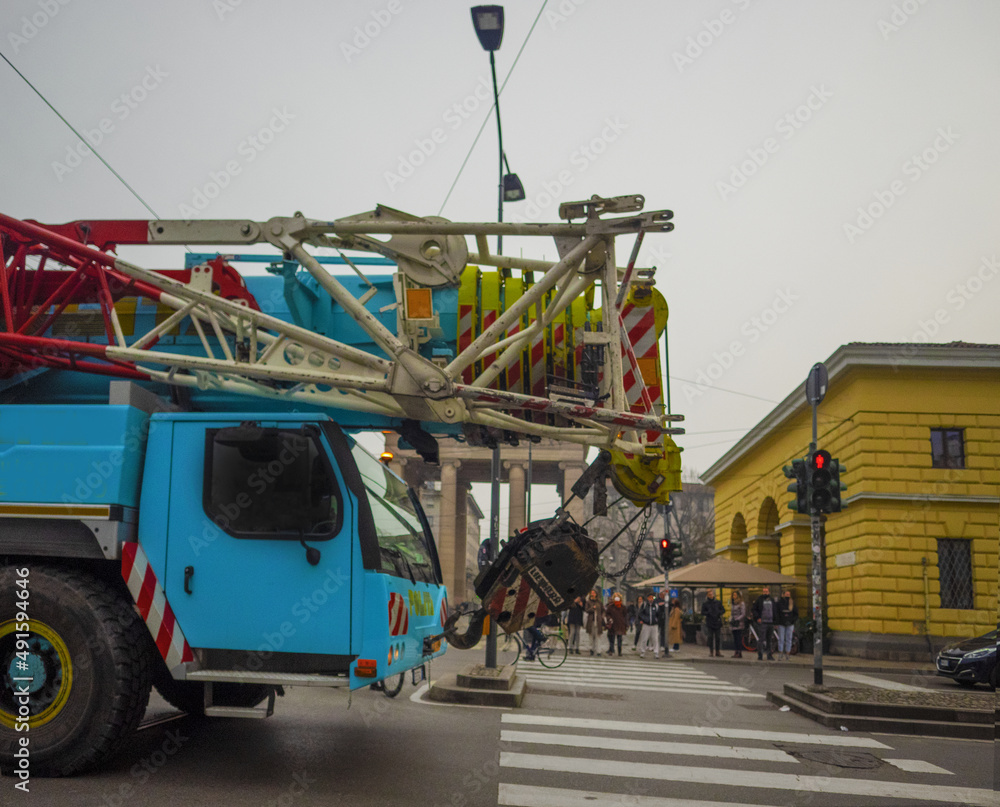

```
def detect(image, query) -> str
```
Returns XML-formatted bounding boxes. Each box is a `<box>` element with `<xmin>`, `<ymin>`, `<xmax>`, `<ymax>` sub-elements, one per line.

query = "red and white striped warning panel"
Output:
<box><xmin>486</xmin><ymin>576</ymin><xmax>550</xmax><ymax>634</ymax></box>
<box><xmin>388</xmin><ymin>592</ymin><xmax>409</xmax><ymax>636</ymax></box>
<box><xmin>121</xmin><ymin>542</ymin><xmax>194</xmax><ymax>670</ymax></box>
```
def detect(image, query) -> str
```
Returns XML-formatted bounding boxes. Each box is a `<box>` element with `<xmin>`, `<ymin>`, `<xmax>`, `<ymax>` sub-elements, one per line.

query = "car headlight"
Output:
<box><xmin>962</xmin><ymin>647</ymin><xmax>994</xmax><ymax>660</ymax></box>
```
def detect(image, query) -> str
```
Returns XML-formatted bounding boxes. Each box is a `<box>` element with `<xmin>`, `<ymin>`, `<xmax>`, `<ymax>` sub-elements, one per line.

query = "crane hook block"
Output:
<box><xmin>474</xmin><ymin>519</ymin><xmax>599</xmax><ymax>635</ymax></box>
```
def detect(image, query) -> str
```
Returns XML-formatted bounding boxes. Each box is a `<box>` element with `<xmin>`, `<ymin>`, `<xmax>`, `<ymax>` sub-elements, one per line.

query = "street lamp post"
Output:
<box><xmin>471</xmin><ymin>4</ymin><xmax>524</xmax><ymax>670</ymax></box>
<box><xmin>471</xmin><ymin>5</ymin><xmax>524</xmax><ymax>256</ymax></box>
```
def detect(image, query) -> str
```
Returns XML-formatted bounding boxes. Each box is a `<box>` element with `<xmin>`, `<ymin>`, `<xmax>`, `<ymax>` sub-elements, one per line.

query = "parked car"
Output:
<box><xmin>935</xmin><ymin>629</ymin><xmax>997</xmax><ymax>690</ymax></box>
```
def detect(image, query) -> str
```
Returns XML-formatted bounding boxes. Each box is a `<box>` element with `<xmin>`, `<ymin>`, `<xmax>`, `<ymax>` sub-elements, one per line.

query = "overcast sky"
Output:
<box><xmin>2</xmin><ymin>1</ymin><xmax>997</xmax><ymax>528</ymax></box>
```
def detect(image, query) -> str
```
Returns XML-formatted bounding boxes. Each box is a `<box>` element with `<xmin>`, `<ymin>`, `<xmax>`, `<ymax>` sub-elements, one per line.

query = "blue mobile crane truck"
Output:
<box><xmin>0</xmin><ymin>380</ymin><xmax>448</xmax><ymax>777</ymax></box>
<box><xmin>0</xmin><ymin>199</ymin><xmax>682</xmax><ymax>777</ymax></box>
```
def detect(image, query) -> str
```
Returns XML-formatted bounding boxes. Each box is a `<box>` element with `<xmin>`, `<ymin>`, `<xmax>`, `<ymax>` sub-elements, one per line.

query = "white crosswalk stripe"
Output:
<box><xmin>517</xmin><ymin>658</ymin><xmax>764</xmax><ymax>697</ymax></box>
<box><xmin>496</xmin><ymin>713</ymin><xmax>983</xmax><ymax>807</ymax></box>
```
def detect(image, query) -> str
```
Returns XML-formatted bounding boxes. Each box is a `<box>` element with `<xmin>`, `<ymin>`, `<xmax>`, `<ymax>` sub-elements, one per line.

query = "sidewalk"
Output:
<box><xmin>587</xmin><ymin>639</ymin><xmax>933</xmax><ymax>675</ymax></box>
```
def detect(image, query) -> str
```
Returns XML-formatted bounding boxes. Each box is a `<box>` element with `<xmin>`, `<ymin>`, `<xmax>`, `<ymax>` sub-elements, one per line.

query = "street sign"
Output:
<box><xmin>670</xmin><ymin>588</ymin><xmax>678</xmax><ymax>598</ymax></box>
<box><xmin>806</xmin><ymin>362</ymin><xmax>828</xmax><ymax>406</ymax></box>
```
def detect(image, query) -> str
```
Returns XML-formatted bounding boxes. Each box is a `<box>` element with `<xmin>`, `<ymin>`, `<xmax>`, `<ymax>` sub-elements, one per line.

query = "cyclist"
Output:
<box><xmin>523</xmin><ymin>613</ymin><xmax>557</xmax><ymax>661</ymax></box>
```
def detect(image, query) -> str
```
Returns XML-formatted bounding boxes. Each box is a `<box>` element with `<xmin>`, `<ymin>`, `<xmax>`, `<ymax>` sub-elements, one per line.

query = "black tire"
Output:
<box><xmin>537</xmin><ymin>634</ymin><xmax>568</xmax><ymax>669</ymax></box>
<box><xmin>957</xmin><ymin>679</ymin><xmax>977</xmax><ymax>689</ymax></box>
<box><xmin>0</xmin><ymin>565</ymin><xmax>152</xmax><ymax>777</ymax></box>
<box><xmin>497</xmin><ymin>633</ymin><xmax>521</xmax><ymax>667</ymax></box>
<box><xmin>380</xmin><ymin>673</ymin><xmax>405</xmax><ymax>698</ymax></box>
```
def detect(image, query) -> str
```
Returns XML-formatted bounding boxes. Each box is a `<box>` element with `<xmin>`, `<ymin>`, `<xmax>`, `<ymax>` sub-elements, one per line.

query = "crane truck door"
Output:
<box><xmin>161</xmin><ymin>418</ymin><xmax>354</xmax><ymax>655</ymax></box>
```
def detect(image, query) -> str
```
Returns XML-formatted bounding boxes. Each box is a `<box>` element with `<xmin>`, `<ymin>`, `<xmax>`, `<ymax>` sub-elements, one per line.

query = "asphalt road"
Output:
<box><xmin>6</xmin><ymin>643</ymin><xmax>997</xmax><ymax>807</ymax></box>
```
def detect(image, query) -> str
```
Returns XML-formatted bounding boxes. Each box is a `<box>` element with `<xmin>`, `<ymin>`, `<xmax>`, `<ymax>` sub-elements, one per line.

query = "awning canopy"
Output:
<box><xmin>634</xmin><ymin>557</ymin><xmax>806</xmax><ymax>588</ymax></box>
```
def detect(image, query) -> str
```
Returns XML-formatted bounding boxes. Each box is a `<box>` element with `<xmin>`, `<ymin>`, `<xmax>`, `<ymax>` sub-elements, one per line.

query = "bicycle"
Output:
<box><xmin>496</xmin><ymin>628</ymin><xmax>568</xmax><ymax>668</ymax></box>
<box><xmin>743</xmin><ymin>623</ymin><xmax>798</xmax><ymax>656</ymax></box>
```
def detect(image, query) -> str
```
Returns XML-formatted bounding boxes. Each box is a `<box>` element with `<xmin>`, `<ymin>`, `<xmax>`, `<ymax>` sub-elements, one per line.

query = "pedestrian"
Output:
<box><xmin>668</xmin><ymin>597</ymin><xmax>682</xmax><ymax>651</ymax></box>
<box><xmin>605</xmin><ymin>593</ymin><xmax>628</xmax><ymax>656</ymax></box>
<box><xmin>636</xmin><ymin>594</ymin><xmax>661</xmax><ymax>658</ymax></box>
<box><xmin>729</xmin><ymin>590</ymin><xmax>745</xmax><ymax>658</ymax></box>
<box><xmin>584</xmin><ymin>589</ymin><xmax>604</xmax><ymax>656</ymax></box>
<box><xmin>752</xmin><ymin>586</ymin><xmax>776</xmax><ymax>661</ymax></box>
<box><xmin>776</xmin><ymin>589</ymin><xmax>799</xmax><ymax>661</ymax></box>
<box><xmin>631</xmin><ymin>596</ymin><xmax>643</xmax><ymax>650</ymax></box>
<box><xmin>566</xmin><ymin>595</ymin><xmax>584</xmax><ymax>654</ymax></box>
<box><xmin>656</xmin><ymin>591</ymin><xmax>668</xmax><ymax>654</ymax></box>
<box><xmin>701</xmin><ymin>589</ymin><xmax>725</xmax><ymax>657</ymax></box>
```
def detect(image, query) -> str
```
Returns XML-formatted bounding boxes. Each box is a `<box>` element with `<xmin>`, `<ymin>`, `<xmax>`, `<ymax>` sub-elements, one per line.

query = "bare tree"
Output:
<box><xmin>582</xmin><ymin>480</ymin><xmax>715</xmax><ymax>590</ymax></box>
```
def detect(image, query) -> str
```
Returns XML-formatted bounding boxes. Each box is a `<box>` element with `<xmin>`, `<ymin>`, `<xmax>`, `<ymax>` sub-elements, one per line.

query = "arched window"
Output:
<box><xmin>757</xmin><ymin>498</ymin><xmax>779</xmax><ymax>536</ymax></box>
<box><xmin>731</xmin><ymin>512</ymin><xmax>747</xmax><ymax>544</ymax></box>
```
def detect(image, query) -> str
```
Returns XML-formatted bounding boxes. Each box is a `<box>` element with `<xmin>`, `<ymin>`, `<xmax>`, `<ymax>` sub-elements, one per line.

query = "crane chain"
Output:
<box><xmin>599</xmin><ymin>504</ymin><xmax>651</xmax><ymax>579</ymax></box>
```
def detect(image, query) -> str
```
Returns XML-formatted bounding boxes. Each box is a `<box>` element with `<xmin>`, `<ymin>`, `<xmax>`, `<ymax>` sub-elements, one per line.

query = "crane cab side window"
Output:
<box><xmin>203</xmin><ymin>425</ymin><xmax>342</xmax><ymax>540</ymax></box>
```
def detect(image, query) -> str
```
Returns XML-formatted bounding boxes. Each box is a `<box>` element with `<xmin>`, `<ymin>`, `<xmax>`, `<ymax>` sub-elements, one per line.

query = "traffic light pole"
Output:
<box><xmin>809</xmin><ymin>402</ymin><xmax>824</xmax><ymax>685</ymax></box>
<box><xmin>662</xmin><ymin>504</ymin><xmax>670</xmax><ymax>657</ymax></box>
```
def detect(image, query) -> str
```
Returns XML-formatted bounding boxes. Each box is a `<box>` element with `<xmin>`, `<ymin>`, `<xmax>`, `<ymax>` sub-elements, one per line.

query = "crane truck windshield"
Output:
<box><xmin>349</xmin><ymin>439</ymin><xmax>438</xmax><ymax>584</ymax></box>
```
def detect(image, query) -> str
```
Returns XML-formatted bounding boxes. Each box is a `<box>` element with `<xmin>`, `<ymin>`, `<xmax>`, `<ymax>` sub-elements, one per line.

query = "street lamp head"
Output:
<box><xmin>471</xmin><ymin>5</ymin><xmax>504</xmax><ymax>51</ymax></box>
<box><xmin>503</xmin><ymin>172</ymin><xmax>525</xmax><ymax>201</ymax></box>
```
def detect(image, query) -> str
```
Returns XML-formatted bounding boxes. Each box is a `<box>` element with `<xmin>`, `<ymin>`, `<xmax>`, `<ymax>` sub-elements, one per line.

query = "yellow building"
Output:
<box><xmin>702</xmin><ymin>342</ymin><xmax>999</xmax><ymax>660</ymax></box>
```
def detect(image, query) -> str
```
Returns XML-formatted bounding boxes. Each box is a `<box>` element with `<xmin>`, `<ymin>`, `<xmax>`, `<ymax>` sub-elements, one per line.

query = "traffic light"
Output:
<box><xmin>783</xmin><ymin>458</ymin><xmax>808</xmax><ymax>513</ymax></box>
<box><xmin>809</xmin><ymin>449</ymin><xmax>833</xmax><ymax>513</ymax></box>
<box><xmin>829</xmin><ymin>456</ymin><xmax>847</xmax><ymax>513</ymax></box>
<box><xmin>808</xmin><ymin>449</ymin><xmax>847</xmax><ymax>514</ymax></box>
<box><xmin>659</xmin><ymin>538</ymin><xmax>673</xmax><ymax>567</ymax></box>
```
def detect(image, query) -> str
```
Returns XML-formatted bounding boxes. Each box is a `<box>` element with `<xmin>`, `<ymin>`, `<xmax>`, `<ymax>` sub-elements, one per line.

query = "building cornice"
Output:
<box><xmin>702</xmin><ymin>342</ymin><xmax>1000</xmax><ymax>484</ymax></box>
<box><xmin>843</xmin><ymin>491</ymin><xmax>1000</xmax><ymax>506</ymax></box>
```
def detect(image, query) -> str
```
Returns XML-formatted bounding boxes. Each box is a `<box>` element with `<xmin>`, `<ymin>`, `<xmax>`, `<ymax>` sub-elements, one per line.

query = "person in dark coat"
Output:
<box><xmin>566</xmin><ymin>596</ymin><xmax>584</xmax><ymax>654</ymax></box>
<box><xmin>656</xmin><ymin>591</ymin><xmax>668</xmax><ymax>653</ymax></box>
<box><xmin>700</xmin><ymin>589</ymin><xmax>725</xmax><ymax>657</ymax></box>
<box><xmin>751</xmin><ymin>586</ymin><xmax>776</xmax><ymax>661</ymax></box>
<box><xmin>604</xmin><ymin>593</ymin><xmax>629</xmax><ymax>656</ymax></box>
<box><xmin>775</xmin><ymin>590</ymin><xmax>799</xmax><ymax>661</ymax></box>
<box><xmin>636</xmin><ymin>594</ymin><xmax>661</xmax><ymax>658</ymax></box>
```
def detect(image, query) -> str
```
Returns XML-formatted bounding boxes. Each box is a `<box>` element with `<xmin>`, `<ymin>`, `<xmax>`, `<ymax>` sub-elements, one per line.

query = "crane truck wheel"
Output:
<box><xmin>0</xmin><ymin>565</ymin><xmax>152</xmax><ymax>777</ymax></box>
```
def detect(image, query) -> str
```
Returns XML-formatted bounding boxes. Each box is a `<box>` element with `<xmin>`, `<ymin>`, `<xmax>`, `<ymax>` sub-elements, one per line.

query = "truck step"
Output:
<box><xmin>203</xmin><ymin>705</ymin><xmax>272</xmax><ymax>719</ymax></box>
<box><xmin>186</xmin><ymin>670</ymin><xmax>350</xmax><ymax>687</ymax></box>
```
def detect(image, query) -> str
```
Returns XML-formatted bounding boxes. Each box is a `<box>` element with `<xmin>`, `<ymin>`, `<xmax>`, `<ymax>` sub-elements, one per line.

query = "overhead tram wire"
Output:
<box><xmin>437</xmin><ymin>1</ymin><xmax>548</xmax><ymax>217</ymax></box>
<box><xmin>0</xmin><ymin>49</ymin><xmax>172</xmax><ymax>236</ymax></box>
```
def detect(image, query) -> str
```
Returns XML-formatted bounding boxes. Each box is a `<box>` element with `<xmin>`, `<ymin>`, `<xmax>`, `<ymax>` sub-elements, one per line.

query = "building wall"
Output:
<box><xmin>709</xmin><ymin>362</ymin><xmax>999</xmax><ymax>657</ymax></box>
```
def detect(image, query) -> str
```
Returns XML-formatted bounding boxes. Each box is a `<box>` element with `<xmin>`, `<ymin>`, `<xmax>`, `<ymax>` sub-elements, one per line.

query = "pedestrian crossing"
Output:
<box><xmin>517</xmin><ymin>657</ymin><xmax>764</xmax><ymax>697</ymax></box>
<box><xmin>496</xmin><ymin>713</ymin><xmax>994</xmax><ymax>807</ymax></box>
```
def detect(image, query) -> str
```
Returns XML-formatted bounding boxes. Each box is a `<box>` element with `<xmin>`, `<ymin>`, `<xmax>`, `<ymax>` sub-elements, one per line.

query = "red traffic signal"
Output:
<box><xmin>659</xmin><ymin>538</ymin><xmax>673</xmax><ymax>566</ymax></box>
